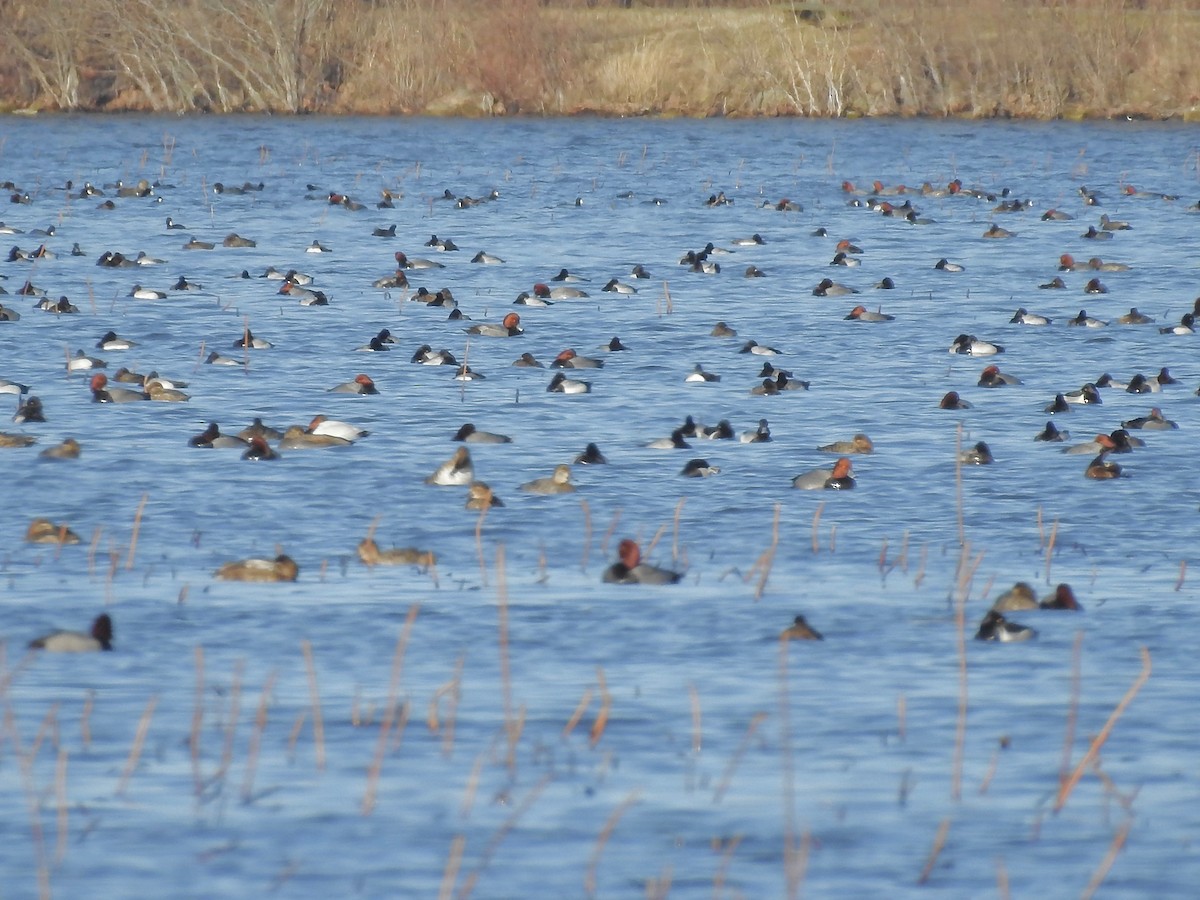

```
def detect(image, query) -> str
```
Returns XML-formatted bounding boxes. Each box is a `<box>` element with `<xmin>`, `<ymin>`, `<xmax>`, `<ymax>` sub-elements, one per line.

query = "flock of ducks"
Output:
<box><xmin>4</xmin><ymin>150</ymin><xmax>1197</xmax><ymax>651</ymax></box>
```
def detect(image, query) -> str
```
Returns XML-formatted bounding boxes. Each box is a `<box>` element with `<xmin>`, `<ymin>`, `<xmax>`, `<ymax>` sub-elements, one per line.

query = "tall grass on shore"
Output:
<box><xmin>3</xmin><ymin>0</ymin><xmax>1200</xmax><ymax>118</ymax></box>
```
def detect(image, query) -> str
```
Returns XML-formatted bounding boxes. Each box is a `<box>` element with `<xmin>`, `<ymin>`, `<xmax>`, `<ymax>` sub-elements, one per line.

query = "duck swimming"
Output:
<box><xmin>30</xmin><ymin>613</ymin><xmax>113</xmax><ymax>652</ymax></box>
<box><xmin>780</xmin><ymin>614</ymin><xmax>823</xmax><ymax>641</ymax></box>
<box><xmin>215</xmin><ymin>554</ymin><xmax>299</xmax><ymax>582</ymax></box>
<box><xmin>602</xmin><ymin>539</ymin><xmax>682</xmax><ymax>585</ymax></box>
<box><xmin>426</xmin><ymin>447</ymin><xmax>473</xmax><ymax>486</ymax></box>
<box><xmin>792</xmin><ymin>457</ymin><xmax>855</xmax><ymax>490</ymax></box>
<box><xmin>974</xmin><ymin>610</ymin><xmax>1035</xmax><ymax>642</ymax></box>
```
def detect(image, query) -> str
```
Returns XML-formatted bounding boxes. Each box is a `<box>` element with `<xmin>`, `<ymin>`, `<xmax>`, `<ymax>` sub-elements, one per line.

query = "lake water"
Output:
<box><xmin>1</xmin><ymin>115</ymin><xmax>1198</xmax><ymax>898</ymax></box>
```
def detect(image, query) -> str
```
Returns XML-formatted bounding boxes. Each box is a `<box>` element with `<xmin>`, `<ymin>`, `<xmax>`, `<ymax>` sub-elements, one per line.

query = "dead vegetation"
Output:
<box><xmin>1</xmin><ymin>0</ymin><xmax>1198</xmax><ymax>118</ymax></box>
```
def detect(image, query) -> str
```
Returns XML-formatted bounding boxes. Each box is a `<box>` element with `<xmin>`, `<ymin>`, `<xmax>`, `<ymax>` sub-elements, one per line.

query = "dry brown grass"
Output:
<box><xmin>2</xmin><ymin>1</ymin><xmax>1199</xmax><ymax>118</ymax></box>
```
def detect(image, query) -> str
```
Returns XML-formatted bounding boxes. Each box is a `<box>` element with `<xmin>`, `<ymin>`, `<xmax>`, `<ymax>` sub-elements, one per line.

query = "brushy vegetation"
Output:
<box><xmin>3</xmin><ymin>0</ymin><xmax>1200</xmax><ymax>118</ymax></box>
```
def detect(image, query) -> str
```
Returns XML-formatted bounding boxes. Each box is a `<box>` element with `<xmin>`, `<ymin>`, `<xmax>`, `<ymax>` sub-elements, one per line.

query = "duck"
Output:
<box><xmin>601</xmin><ymin>277</ymin><xmax>638</xmax><ymax>294</ymax></box>
<box><xmin>356</xmin><ymin>329</ymin><xmax>395</xmax><ymax>351</ymax></box>
<box><xmin>172</xmin><ymin>275</ymin><xmax>202</xmax><ymax>291</ymax></box>
<box><xmin>0</xmin><ymin>303</ymin><xmax>21</xmax><ymax>322</ymax></box>
<box><xmin>410</xmin><ymin>345</ymin><xmax>458</xmax><ymax>366</ymax></box>
<box><xmin>1039</xmin><ymin>276</ymin><xmax>1067</xmax><ymax>290</ymax></box>
<box><xmin>740</xmin><ymin>419</ymin><xmax>772</xmax><ymax>443</ymax></box>
<box><xmin>465</xmin><ymin>482</ymin><xmax>504</xmax><ymax>511</ymax></box>
<box><xmin>30</xmin><ymin>613</ymin><xmax>113</xmax><ymax>652</ymax></box>
<box><xmin>357</xmin><ymin>538</ymin><xmax>435</xmax><ymax>567</ymax></box>
<box><xmin>829</xmin><ymin>252</ymin><xmax>859</xmax><ymax>267</ymax></box>
<box><xmin>959</xmin><ymin>441</ymin><xmax>994</xmax><ymax>465</ymax></box>
<box><xmin>949</xmin><ymin>334</ymin><xmax>1004</xmax><ymax>355</ymax></box>
<box><xmin>817</xmin><ymin>433</ymin><xmax>873</xmax><ymax>454</ymax></box>
<box><xmin>471</xmin><ymin>250</ymin><xmax>505</xmax><ymax>265</ymax></box>
<box><xmin>548</xmin><ymin>349</ymin><xmax>603</xmax><ymax>370</ymax></box>
<box><xmin>680</xmin><ymin>458</ymin><xmax>720</xmax><ymax>477</ymax></box>
<box><xmin>780</xmin><ymin>614</ymin><xmax>823</xmax><ymax>641</ymax></box>
<box><xmin>373</xmin><ymin>225</ymin><xmax>398</xmax><ymax>238</ymax></box>
<box><xmin>875</xmin><ymin>277</ymin><xmax>896</xmax><ymax>290</ymax></box>
<box><xmin>974</xmin><ymin>611</ymin><xmax>1035</xmax><ymax>642</ymax></box>
<box><xmin>1041</xmin><ymin>208</ymin><xmax>1073</xmax><ymax>220</ymax></box>
<box><xmin>812</xmin><ymin>278</ymin><xmax>858</xmax><ymax>297</ymax></box>
<box><xmin>743</xmin><ymin>265</ymin><xmax>767</xmax><ymax>277</ymax></box>
<box><xmin>521</xmin><ymin>464</ymin><xmax>576</xmax><ymax>494</ymax></box>
<box><xmin>711</xmin><ymin>321</ymin><xmax>737</xmax><ymax>337</ymax></box>
<box><xmin>534</xmin><ymin>282</ymin><xmax>588</xmax><ymax>300</ymax></box>
<box><xmin>233</xmin><ymin>329</ymin><xmax>273</xmax><ymax>349</ymax></box>
<box><xmin>844</xmin><ymin>305</ymin><xmax>893</xmax><ymax>322</ymax></box>
<box><xmin>698</xmin><ymin>420</ymin><xmax>733</xmax><ymax>440</ymax></box>
<box><xmin>13</xmin><ymin>396</ymin><xmax>45</xmax><ymax>423</ymax></box>
<box><xmin>183</xmin><ymin>237</ymin><xmax>215</xmax><ymax>250</ymax></box>
<box><xmin>451</xmin><ymin>364</ymin><xmax>485</xmax><ymax>382</ymax></box>
<box><xmin>306</xmin><ymin>240</ymin><xmax>332</xmax><ymax>253</ymax></box>
<box><xmin>1034</xmin><ymin>421</ymin><xmax>1068</xmax><ymax>442</ymax></box>
<box><xmin>279</xmin><ymin>281</ymin><xmax>330</xmax><ymax>305</ymax></box>
<box><xmin>67</xmin><ymin>350</ymin><xmax>106</xmax><ymax>372</ymax></box>
<box><xmin>739</xmin><ymin>340</ymin><xmax>780</xmax><ymax>355</ymax></box>
<box><xmin>308</xmin><ymin>415</ymin><xmax>368</xmax><ymax>441</ymax></box>
<box><xmin>90</xmin><ymin>374</ymin><xmax>147</xmax><ymax>402</ymax></box>
<box><xmin>990</xmin><ymin>582</ymin><xmax>1038</xmax><ymax>612</ymax></box>
<box><xmin>978</xmin><ymin>365</ymin><xmax>1021</xmax><ymax>387</ymax></box>
<box><xmin>328</xmin><ymin>374</ymin><xmax>379</xmax><ymax>395</ymax></box>
<box><xmin>1064</xmin><ymin>383</ymin><xmax>1102</xmax><ymax>404</ymax></box>
<box><xmin>279</xmin><ymin>427</ymin><xmax>351</xmax><ymax>450</ymax></box>
<box><xmin>205</xmin><ymin>351</ymin><xmax>241</xmax><ymax>366</ymax></box>
<box><xmin>647</xmin><ymin>428</ymin><xmax>691</xmax><ymax>450</ymax></box>
<box><xmin>512</xmin><ymin>352</ymin><xmax>544</xmax><ymax>368</ymax></box>
<box><xmin>940</xmin><ymin>391</ymin><xmax>972</xmax><ymax>410</ymax></box>
<box><xmin>1011</xmin><ymin>308</ymin><xmax>1052</xmax><ymax>325</ymax></box>
<box><xmin>1123</xmin><ymin>374</ymin><xmax>1158</xmax><ymax>394</ymax></box>
<box><xmin>238</xmin><ymin>418</ymin><xmax>283</xmax><ymax>442</ymax></box>
<box><xmin>1083</xmin><ymin>277</ymin><xmax>1108</xmax><ymax>294</ymax></box>
<box><xmin>792</xmin><ymin>457</ymin><xmax>855</xmax><ymax>490</ymax></box>
<box><xmin>1081</xmin><ymin>226</ymin><xmax>1112</xmax><ymax>240</ymax></box>
<box><xmin>1088</xmin><ymin>257</ymin><xmax>1131</xmax><ymax>271</ymax></box>
<box><xmin>223</xmin><ymin>233</ymin><xmax>256</xmax><ymax>248</ymax></box>
<box><xmin>26</xmin><ymin>518</ymin><xmax>81</xmax><ymax>543</ymax></box>
<box><xmin>129</xmin><ymin>284</ymin><xmax>167</xmax><ymax>300</ymax></box>
<box><xmin>602</xmin><ymin>539</ymin><xmax>682</xmax><ymax>585</ymax></box>
<box><xmin>934</xmin><ymin>258</ymin><xmax>965</xmax><ymax>272</ymax></box>
<box><xmin>0</xmin><ymin>432</ymin><xmax>36</xmax><ymax>447</ymax></box>
<box><xmin>134</xmin><ymin>250</ymin><xmax>166</xmax><ymax>266</ymax></box>
<box><xmin>1122</xmin><ymin>407</ymin><xmax>1178</xmax><ymax>430</ymax></box>
<box><xmin>512</xmin><ymin>289</ymin><xmax>552</xmax><ymax>307</ymax></box>
<box><xmin>547</xmin><ymin>372</ymin><xmax>591</xmax><ymax>394</ymax></box>
<box><xmin>0</xmin><ymin>378</ymin><xmax>28</xmax><ymax>396</ymax></box>
<box><xmin>466</xmin><ymin>312</ymin><xmax>523</xmax><ymax>337</ymax></box>
<box><xmin>426</xmin><ymin>447</ymin><xmax>473</xmax><ymax>486</ymax></box>
<box><xmin>452</xmin><ymin>423</ymin><xmax>512</xmax><ymax>444</ymax></box>
<box><xmin>1159</xmin><ymin>314</ymin><xmax>1194</xmax><ymax>335</ymax></box>
<box><xmin>982</xmin><ymin>223</ymin><xmax>1015</xmax><ymax>238</ymax></box>
<box><xmin>575</xmin><ymin>442</ymin><xmax>607</xmax><ymax>465</ymax></box>
<box><xmin>215</xmin><ymin>554</ymin><xmax>299</xmax><ymax>582</ymax></box>
<box><xmin>242</xmin><ymin>436</ymin><xmax>280</xmax><ymax>460</ymax></box>
<box><xmin>1116</xmin><ymin>308</ymin><xmax>1153</xmax><ymax>325</ymax></box>
<box><xmin>147</xmin><ymin>381</ymin><xmax>190</xmax><ymax>402</ymax></box>
<box><xmin>188</xmin><ymin>423</ymin><xmax>249</xmax><ymax>449</ymax></box>
<box><xmin>394</xmin><ymin>251</ymin><xmax>443</xmax><ymax>269</ymax></box>
<box><xmin>1154</xmin><ymin>367</ymin><xmax>1178</xmax><ymax>387</ymax></box>
<box><xmin>1085</xmin><ymin>452</ymin><xmax>1122</xmax><ymax>479</ymax></box>
<box><xmin>1099</xmin><ymin>213</ymin><xmax>1132</xmax><ymax>231</ymax></box>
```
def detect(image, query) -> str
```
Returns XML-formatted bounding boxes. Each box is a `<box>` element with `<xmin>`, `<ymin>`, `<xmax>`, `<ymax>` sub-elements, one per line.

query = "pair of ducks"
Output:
<box><xmin>976</xmin><ymin>583</ymin><xmax>1082</xmax><ymax>641</ymax></box>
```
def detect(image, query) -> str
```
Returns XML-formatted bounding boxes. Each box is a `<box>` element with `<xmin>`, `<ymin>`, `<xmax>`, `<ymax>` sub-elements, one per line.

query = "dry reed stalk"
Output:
<box><xmin>494</xmin><ymin>546</ymin><xmax>519</xmax><ymax>770</ymax></box>
<box><xmin>810</xmin><ymin>502</ymin><xmax>823</xmax><ymax>554</ymax></box>
<box><xmin>216</xmin><ymin>660</ymin><xmax>244</xmax><ymax>788</ymax></box>
<box><xmin>241</xmin><ymin>670</ymin><xmax>277</xmax><ymax>803</ymax></box>
<box><xmin>80</xmin><ymin>690</ymin><xmax>94</xmax><ymax>750</ymax></box>
<box><xmin>54</xmin><ymin>748</ymin><xmax>68</xmax><ymax>864</ymax></box>
<box><xmin>1059</xmin><ymin>631</ymin><xmax>1084</xmax><ymax>791</ymax></box>
<box><xmin>712</xmin><ymin>712</ymin><xmax>767</xmax><ymax>804</ymax></box>
<box><xmin>777</xmin><ymin>639</ymin><xmax>800</xmax><ymax>900</ymax></box>
<box><xmin>916</xmin><ymin>817</ymin><xmax>952</xmax><ymax>885</ymax></box>
<box><xmin>439</xmin><ymin>834</ymin><xmax>467</xmax><ymax>900</ymax></box>
<box><xmin>116</xmin><ymin>694</ymin><xmax>159</xmax><ymax>796</ymax></box>
<box><xmin>914</xmin><ymin>543</ymin><xmax>928</xmax><ymax>589</ymax></box>
<box><xmin>978</xmin><ymin>737</ymin><xmax>1008</xmax><ymax>795</ymax></box>
<box><xmin>1176</xmin><ymin>560</ymin><xmax>1187</xmax><ymax>591</ymax></box>
<box><xmin>897</xmin><ymin>693</ymin><xmax>907</xmax><ymax>743</ymax></box>
<box><xmin>1080</xmin><ymin>820</ymin><xmax>1131</xmax><ymax>900</ymax></box>
<box><xmin>387</xmin><ymin>702</ymin><xmax>411</xmax><ymax>756</ymax></box>
<box><xmin>563</xmin><ymin>688</ymin><xmax>593</xmax><ymax>739</ymax></box>
<box><xmin>124</xmin><ymin>494</ymin><xmax>149</xmax><ymax>571</ymax></box>
<box><xmin>579</xmin><ymin>499</ymin><xmax>592</xmax><ymax>572</ymax></box>
<box><xmin>301</xmin><ymin>639</ymin><xmax>326</xmax><ymax>771</ymax></box>
<box><xmin>1044</xmin><ymin>517</ymin><xmax>1059</xmax><ymax>583</ymax></box>
<box><xmin>178</xmin><ymin>585</ymin><xmax>189</xmax><ymax>605</ymax></box>
<box><xmin>951</xmin><ymin>541</ymin><xmax>976</xmax><ymax>803</ymax></box>
<box><xmin>363</xmin><ymin>604</ymin><xmax>420</xmax><ymax>815</ymax></box>
<box><xmin>645</xmin><ymin>865</ymin><xmax>672</xmax><ymax>899</ymax></box>
<box><xmin>712</xmin><ymin>834</ymin><xmax>743</xmax><ymax>897</ymax></box>
<box><xmin>996</xmin><ymin>857</ymin><xmax>1011</xmax><ymax>900</ymax></box>
<box><xmin>1054</xmin><ymin>646</ymin><xmax>1151</xmax><ymax>813</ymax></box>
<box><xmin>287</xmin><ymin>711</ymin><xmax>307</xmax><ymax>762</ymax></box>
<box><xmin>584</xmin><ymin>790</ymin><xmax>642</xmax><ymax>898</ymax></box>
<box><xmin>601</xmin><ymin>510</ymin><xmax>621</xmax><ymax>558</ymax></box>
<box><xmin>474</xmin><ymin>504</ymin><xmax>489</xmax><ymax>588</ymax></box>
<box><xmin>460</xmin><ymin>753</ymin><xmax>486</xmax><ymax>821</ymax></box>
<box><xmin>29</xmin><ymin>703</ymin><xmax>60</xmax><ymax>760</ymax></box>
<box><xmin>878</xmin><ymin>536</ymin><xmax>889</xmax><ymax>572</ymax></box>
<box><xmin>688</xmin><ymin>683</ymin><xmax>702</xmax><ymax>754</ymax></box>
<box><xmin>1036</xmin><ymin>506</ymin><xmax>1044</xmax><ymax>548</ymax></box>
<box><xmin>750</xmin><ymin>503</ymin><xmax>781</xmax><ymax>599</ymax></box>
<box><xmin>455</xmin><ymin>775</ymin><xmax>551</xmax><ymax>900</ymax></box>
<box><xmin>590</xmin><ymin>667</ymin><xmax>611</xmax><ymax>747</ymax></box>
<box><xmin>190</xmin><ymin>646</ymin><xmax>205</xmax><ymax>797</ymax></box>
